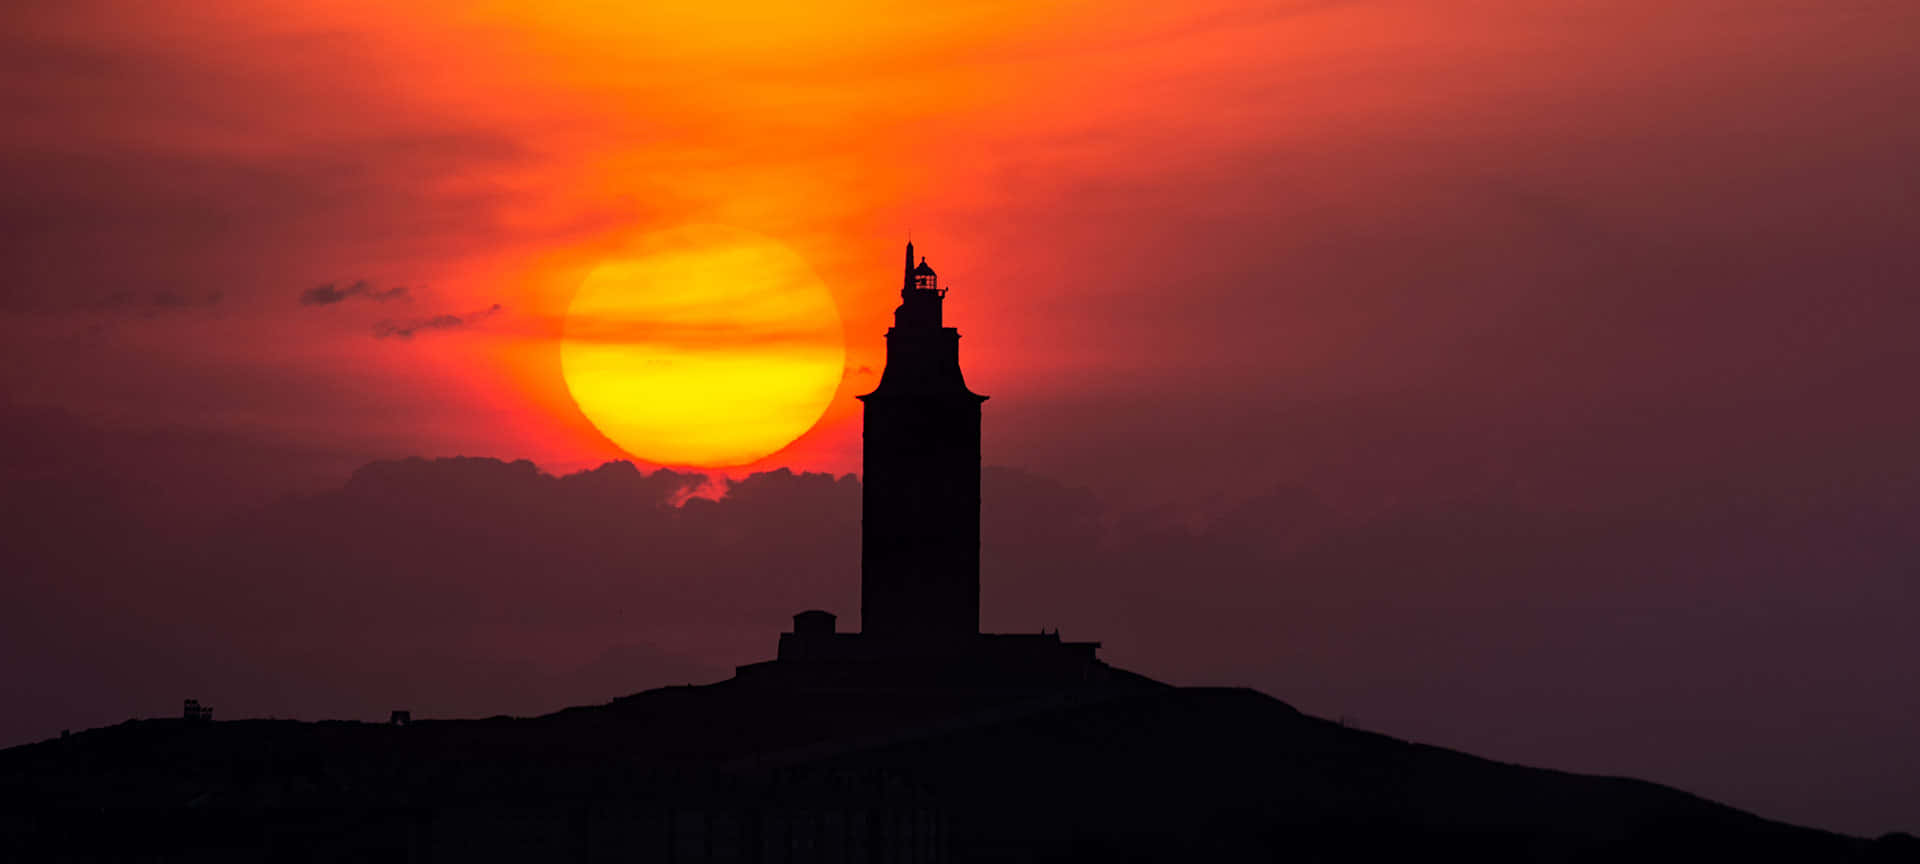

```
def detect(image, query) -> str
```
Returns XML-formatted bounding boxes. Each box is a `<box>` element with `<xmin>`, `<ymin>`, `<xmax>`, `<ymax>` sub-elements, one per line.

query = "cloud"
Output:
<box><xmin>557</xmin><ymin>313</ymin><xmax>843</xmax><ymax>351</ymax></box>
<box><xmin>373</xmin><ymin>303</ymin><xmax>503</xmax><ymax>339</ymax></box>
<box><xmin>0</xmin><ymin>446</ymin><xmax>858</xmax><ymax>734</ymax></box>
<box><xmin>0</xmin><ymin>418</ymin><xmax>1915</xmax><ymax>835</ymax></box>
<box><xmin>299</xmin><ymin>280</ymin><xmax>411</xmax><ymax>306</ymax></box>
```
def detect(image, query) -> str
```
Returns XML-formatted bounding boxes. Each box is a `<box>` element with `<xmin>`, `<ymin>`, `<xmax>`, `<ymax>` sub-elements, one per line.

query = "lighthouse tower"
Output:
<box><xmin>743</xmin><ymin>241</ymin><xmax>1111</xmax><ymax>687</ymax></box>
<box><xmin>857</xmin><ymin>241</ymin><xmax>988</xmax><ymax>642</ymax></box>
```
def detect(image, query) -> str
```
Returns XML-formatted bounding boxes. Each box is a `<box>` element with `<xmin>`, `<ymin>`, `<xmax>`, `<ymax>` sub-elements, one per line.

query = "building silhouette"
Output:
<box><xmin>738</xmin><ymin>242</ymin><xmax>1110</xmax><ymax>688</ymax></box>
<box><xmin>180</xmin><ymin>699</ymin><xmax>212</xmax><ymax>723</ymax></box>
<box><xmin>859</xmin><ymin>242</ymin><xmax>985</xmax><ymax>642</ymax></box>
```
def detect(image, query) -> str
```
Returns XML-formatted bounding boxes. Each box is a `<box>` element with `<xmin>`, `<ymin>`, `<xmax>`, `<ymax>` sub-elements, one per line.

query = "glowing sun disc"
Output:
<box><xmin>561</xmin><ymin>225</ymin><xmax>845</xmax><ymax>467</ymax></box>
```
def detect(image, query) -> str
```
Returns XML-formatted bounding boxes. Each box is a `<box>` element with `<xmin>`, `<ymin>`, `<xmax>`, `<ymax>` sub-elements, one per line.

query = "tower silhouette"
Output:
<box><xmin>745</xmin><ymin>240</ymin><xmax>1106</xmax><ymax>686</ymax></box>
<box><xmin>858</xmin><ymin>241</ymin><xmax>988</xmax><ymax>641</ymax></box>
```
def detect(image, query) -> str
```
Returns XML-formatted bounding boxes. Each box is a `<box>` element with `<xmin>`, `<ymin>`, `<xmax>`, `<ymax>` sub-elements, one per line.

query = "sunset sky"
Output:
<box><xmin>3</xmin><ymin>0</ymin><xmax>1917</xmax><ymax>838</ymax></box>
<box><xmin>9</xmin><ymin>0</ymin><xmax>1906</xmax><ymax>482</ymax></box>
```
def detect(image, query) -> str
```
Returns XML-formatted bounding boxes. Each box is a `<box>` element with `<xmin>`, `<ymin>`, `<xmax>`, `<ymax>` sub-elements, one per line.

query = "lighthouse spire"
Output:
<box><xmin>860</xmin><ymin>238</ymin><xmax>987</xmax><ymax>641</ymax></box>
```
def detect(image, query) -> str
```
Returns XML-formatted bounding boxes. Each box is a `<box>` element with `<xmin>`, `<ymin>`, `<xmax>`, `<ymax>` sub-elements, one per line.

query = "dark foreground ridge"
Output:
<box><xmin>2</xmin><ymin>674</ymin><xmax>1914</xmax><ymax>862</ymax></box>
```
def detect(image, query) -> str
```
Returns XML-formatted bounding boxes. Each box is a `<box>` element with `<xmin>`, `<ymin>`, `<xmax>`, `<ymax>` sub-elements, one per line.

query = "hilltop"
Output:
<box><xmin>3</xmin><ymin>674</ymin><xmax>1912</xmax><ymax>862</ymax></box>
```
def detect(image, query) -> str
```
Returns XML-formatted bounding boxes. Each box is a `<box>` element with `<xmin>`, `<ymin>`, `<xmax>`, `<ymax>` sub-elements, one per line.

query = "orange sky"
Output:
<box><xmin>7</xmin><ymin>0</ymin><xmax>1915</xmax><ymax>481</ymax></box>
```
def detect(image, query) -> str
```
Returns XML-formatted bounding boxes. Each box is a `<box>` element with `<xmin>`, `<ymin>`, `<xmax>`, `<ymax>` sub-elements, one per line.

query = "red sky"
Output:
<box><xmin>8</xmin><ymin>0</ymin><xmax>1909</xmax><ymax>481</ymax></box>
<box><xmin>2</xmin><ymin>0</ymin><xmax>1917</xmax><ymax>838</ymax></box>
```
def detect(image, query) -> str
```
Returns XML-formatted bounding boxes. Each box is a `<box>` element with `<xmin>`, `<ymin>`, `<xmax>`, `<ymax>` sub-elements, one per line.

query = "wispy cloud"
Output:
<box><xmin>300</xmin><ymin>280</ymin><xmax>410</xmax><ymax>306</ymax></box>
<box><xmin>373</xmin><ymin>303</ymin><xmax>503</xmax><ymax>339</ymax></box>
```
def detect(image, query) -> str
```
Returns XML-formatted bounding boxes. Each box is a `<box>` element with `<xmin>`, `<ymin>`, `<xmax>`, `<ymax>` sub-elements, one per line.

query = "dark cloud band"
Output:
<box><xmin>300</xmin><ymin>280</ymin><xmax>410</xmax><ymax>306</ymax></box>
<box><xmin>373</xmin><ymin>303</ymin><xmax>503</xmax><ymax>339</ymax></box>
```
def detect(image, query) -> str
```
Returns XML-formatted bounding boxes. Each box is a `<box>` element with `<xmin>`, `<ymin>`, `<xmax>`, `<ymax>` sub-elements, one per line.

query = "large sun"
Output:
<box><xmin>561</xmin><ymin>225</ymin><xmax>845</xmax><ymax>467</ymax></box>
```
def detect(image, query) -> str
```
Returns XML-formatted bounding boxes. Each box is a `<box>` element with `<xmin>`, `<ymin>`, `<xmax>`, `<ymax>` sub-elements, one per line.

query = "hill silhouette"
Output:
<box><xmin>2</xmin><ymin>674</ymin><xmax>1913</xmax><ymax>861</ymax></box>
